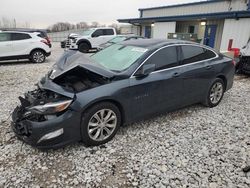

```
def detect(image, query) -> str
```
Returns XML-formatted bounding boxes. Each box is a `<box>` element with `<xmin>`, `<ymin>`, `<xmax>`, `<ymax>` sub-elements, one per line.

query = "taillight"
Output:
<box><xmin>46</xmin><ymin>37</ymin><xmax>51</xmax><ymax>44</ymax></box>
<box><xmin>41</xmin><ymin>39</ymin><xmax>49</xmax><ymax>46</ymax></box>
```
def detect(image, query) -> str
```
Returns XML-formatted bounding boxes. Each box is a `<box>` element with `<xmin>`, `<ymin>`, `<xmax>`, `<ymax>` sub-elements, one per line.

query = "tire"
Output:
<box><xmin>81</xmin><ymin>102</ymin><xmax>121</xmax><ymax>146</ymax></box>
<box><xmin>203</xmin><ymin>78</ymin><xmax>225</xmax><ymax>108</ymax></box>
<box><xmin>30</xmin><ymin>50</ymin><xmax>46</xmax><ymax>63</ymax></box>
<box><xmin>78</xmin><ymin>42</ymin><xmax>90</xmax><ymax>53</ymax></box>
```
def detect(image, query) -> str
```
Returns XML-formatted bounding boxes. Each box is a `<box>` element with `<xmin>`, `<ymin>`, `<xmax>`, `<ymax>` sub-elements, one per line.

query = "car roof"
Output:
<box><xmin>1</xmin><ymin>28</ymin><xmax>47</xmax><ymax>33</ymax></box>
<box><xmin>120</xmin><ymin>39</ymin><xmax>194</xmax><ymax>49</ymax></box>
<box><xmin>0</xmin><ymin>30</ymin><xmax>34</xmax><ymax>34</ymax></box>
<box><xmin>1</xmin><ymin>28</ymin><xmax>48</xmax><ymax>37</ymax></box>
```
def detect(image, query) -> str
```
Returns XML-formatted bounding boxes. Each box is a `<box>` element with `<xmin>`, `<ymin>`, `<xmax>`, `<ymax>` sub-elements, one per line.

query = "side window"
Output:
<box><xmin>144</xmin><ymin>46</ymin><xmax>179</xmax><ymax>71</ymax></box>
<box><xmin>181</xmin><ymin>45</ymin><xmax>216</xmax><ymax>65</ymax></box>
<box><xmin>91</xmin><ymin>29</ymin><xmax>104</xmax><ymax>37</ymax></box>
<box><xmin>104</xmin><ymin>29</ymin><xmax>114</xmax><ymax>35</ymax></box>
<box><xmin>0</xmin><ymin>33</ymin><xmax>11</xmax><ymax>42</ymax></box>
<box><xmin>11</xmin><ymin>33</ymin><xmax>31</xmax><ymax>41</ymax></box>
<box><xmin>203</xmin><ymin>48</ymin><xmax>217</xmax><ymax>59</ymax></box>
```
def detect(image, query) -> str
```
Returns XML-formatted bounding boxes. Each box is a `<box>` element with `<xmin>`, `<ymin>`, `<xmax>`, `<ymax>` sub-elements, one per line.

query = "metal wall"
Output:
<box><xmin>153</xmin><ymin>22</ymin><xmax>176</xmax><ymax>39</ymax></box>
<box><xmin>142</xmin><ymin>0</ymin><xmax>248</xmax><ymax>18</ymax></box>
<box><xmin>220</xmin><ymin>18</ymin><xmax>250</xmax><ymax>51</ymax></box>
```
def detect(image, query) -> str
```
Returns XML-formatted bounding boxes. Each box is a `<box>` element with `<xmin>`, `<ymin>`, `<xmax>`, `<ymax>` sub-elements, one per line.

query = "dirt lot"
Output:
<box><xmin>0</xmin><ymin>43</ymin><xmax>250</xmax><ymax>187</ymax></box>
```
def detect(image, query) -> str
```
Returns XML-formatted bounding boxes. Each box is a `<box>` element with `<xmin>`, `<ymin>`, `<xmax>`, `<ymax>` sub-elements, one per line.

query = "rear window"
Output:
<box><xmin>11</xmin><ymin>33</ymin><xmax>31</xmax><ymax>40</ymax></box>
<box><xmin>181</xmin><ymin>45</ymin><xmax>216</xmax><ymax>65</ymax></box>
<box><xmin>37</xmin><ymin>32</ymin><xmax>47</xmax><ymax>38</ymax></box>
<box><xmin>104</xmin><ymin>29</ymin><xmax>114</xmax><ymax>35</ymax></box>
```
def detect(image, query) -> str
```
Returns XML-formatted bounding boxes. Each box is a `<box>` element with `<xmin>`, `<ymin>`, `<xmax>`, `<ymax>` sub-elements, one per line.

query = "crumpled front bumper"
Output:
<box><xmin>11</xmin><ymin>104</ymin><xmax>82</xmax><ymax>149</ymax></box>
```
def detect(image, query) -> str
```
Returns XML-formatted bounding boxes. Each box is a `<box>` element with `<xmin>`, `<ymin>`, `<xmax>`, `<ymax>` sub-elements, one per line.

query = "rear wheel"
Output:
<box><xmin>204</xmin><ymin>78</ymin><xmax>225</xmax><ymax>107</ymax></box>
<box><xmin>78</xmin><ymin>42</ymin><xmax>90</xmax><ymax>53</ymax></box>
<box><xmin>81</xmin><ymin>102</ymin><xmax>121</xmax><ymax>146</ymax></box>
<box><xmin>30</xmin><ymin>50</ymin><xmax>46</xmax><ymax>63</ymax></box>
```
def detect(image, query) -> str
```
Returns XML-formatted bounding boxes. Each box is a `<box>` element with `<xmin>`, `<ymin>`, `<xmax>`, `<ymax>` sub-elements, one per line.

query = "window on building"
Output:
<box><xmin>181</xmin><ymin>45</ymin><xmax>216</xmax><ymax>65</ymax></box>
<box><xmin>188</xmin><ymin>26</ymin><xmax>195</xmax><ymax>34</ymax></box>
<box><xmin>144</xmin><ymin>46</ymin><xmax>179</xmax><ymax>71</ymax></box>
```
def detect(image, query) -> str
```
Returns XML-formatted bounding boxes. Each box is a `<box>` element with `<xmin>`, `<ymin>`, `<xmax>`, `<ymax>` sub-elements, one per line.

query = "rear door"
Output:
<box><xmin>129</xmin><ymin>46</ymin><xmax>184</xmax><ymax>120</ymax></box>
<box><xmin>90</xmin><ymin>29</ymin><xmax>106</xmax><ymax>47</ymax></box>
<box><xmin>0</xmin><ymin>33</ymin><xmax>12</xmax><ymax>58</ymax></box>
<box><xmin>10</xmin><ymin>33</ymin><xmax>32</xmax><ymax>56</ymax></box>
<box><xmin>102</xmin><ymin>29</ymin><xmax>115</xmax><ymax>43</ymax></box>
<box><xmin>178</xmin><ymin>45</ymin><xmax>218</xmax><ymax>104</ymax></box>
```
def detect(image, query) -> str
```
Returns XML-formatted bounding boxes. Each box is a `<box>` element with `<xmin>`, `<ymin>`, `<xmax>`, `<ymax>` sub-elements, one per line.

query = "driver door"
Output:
<box><xmin>128</xmin><ymin>46</ymin><xmax>184</xmax><ymax>121</ymax></box>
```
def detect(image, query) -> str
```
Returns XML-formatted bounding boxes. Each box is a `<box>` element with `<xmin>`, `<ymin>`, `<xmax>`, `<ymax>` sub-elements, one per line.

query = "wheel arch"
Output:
<box><xmin>216</xmin><ymin>75</ymin><xmax>227</xmax><ymax>89</ymax></box>
<box><xmin>76</xmin><ymin>39</ymin><xmax>91</xmax><ymax>48</ymax></box>
<box><xmin>82</xmin><ymin>99</ymin><xmax>126</xmax><ymax>126</ymax></box>
<box><xmin>29</xmin><ymin>48</ymin><xmax>46</xmax><ymax>57</ymax></box>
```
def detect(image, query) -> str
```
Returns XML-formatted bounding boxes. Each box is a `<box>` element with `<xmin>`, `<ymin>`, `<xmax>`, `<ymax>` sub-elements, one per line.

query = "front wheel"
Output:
<box><xmin>78</xmin><ymin>42</ymin><xmax>90</xmax><ymax>53</ymax></box>
<box><xmin>30</xmin><ymin>50</ymin><xmax>46</xmax><ymax>63</ymax></box>
<box><xmin>81</xmin><ymin>102</ymin><xmax>121</xmax><ymax>146</ymax></box>
<box><xmin>204</xmin><ymin>78</ymin><xmax>225</xmax><ymax>108</ymax></box>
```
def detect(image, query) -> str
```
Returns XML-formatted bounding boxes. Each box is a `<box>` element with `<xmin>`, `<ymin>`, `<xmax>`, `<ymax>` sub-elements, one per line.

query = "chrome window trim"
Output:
<box><xmin>130</xmin><ymin>43</ymin><xmax>219</xmax><ymax>78</ymax></box>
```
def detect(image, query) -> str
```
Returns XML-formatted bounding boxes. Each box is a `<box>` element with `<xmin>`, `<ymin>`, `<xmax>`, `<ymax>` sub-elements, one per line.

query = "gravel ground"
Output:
<box><xmin>0</xmin><ymin>43</ymin><xmax>250</xmax><ymax>187</ymax></box>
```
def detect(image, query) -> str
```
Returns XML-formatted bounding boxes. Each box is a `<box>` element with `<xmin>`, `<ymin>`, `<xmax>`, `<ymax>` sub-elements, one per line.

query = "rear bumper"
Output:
<box><xmin>45</xmin><ymin>52</ymin><xmax>51</xmax><ymax>57</ymax></box>
<box><xmin>11</xmin><ymin>105</ymin><xmax>82</xmax><ymax>149</ymax></box>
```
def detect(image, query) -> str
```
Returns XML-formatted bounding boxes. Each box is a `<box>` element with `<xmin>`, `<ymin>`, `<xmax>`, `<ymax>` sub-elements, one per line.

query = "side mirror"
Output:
<box><xmin>135</xmin><ymin>64</ymin><xmax>156</xmax><ymax>78</ymax></box>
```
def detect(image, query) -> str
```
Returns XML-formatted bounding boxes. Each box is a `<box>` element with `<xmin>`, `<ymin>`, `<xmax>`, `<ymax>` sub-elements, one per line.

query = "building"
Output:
<box><xmin>118</xmin><ymin>0</ymin><xmax>250</xmax><ymax>52</ymax></box>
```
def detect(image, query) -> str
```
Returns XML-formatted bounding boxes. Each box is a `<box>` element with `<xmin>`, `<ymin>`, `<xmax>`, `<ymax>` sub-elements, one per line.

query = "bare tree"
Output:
<box><xmin>76</xmin><ymin>22</ymin><xmax>88</xmax><ymax>29</ymax></box>
<box><xmin>90</xmin><ymin>22</ymin><xmax>99</xmax><ymax>28</ymax></box>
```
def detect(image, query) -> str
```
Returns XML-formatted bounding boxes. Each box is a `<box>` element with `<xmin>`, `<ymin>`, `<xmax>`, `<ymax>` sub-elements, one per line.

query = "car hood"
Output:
<box><xmin>50</xmin><ymin>51</ymin><xmax>116</xmax><ymax>80</ymax></box>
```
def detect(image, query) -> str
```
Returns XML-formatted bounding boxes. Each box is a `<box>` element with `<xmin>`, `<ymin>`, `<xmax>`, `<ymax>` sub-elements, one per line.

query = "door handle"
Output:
<box><xmin>172</xmin><ymin>72</ymin><xmax>180</xmax><ymax>77</ymax></box>
<box><xmin>206</xmin><ymin>65</ymin><xmax>212</xmax><ymax>70</ymax></box>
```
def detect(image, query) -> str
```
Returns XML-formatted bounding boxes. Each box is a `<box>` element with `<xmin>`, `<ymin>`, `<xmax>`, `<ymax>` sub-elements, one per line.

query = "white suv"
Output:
<box><xmin>66</xmin><ymin>27</ymin><xmax>117</xmax><ymax>52</ymax></box>
<box><xmin>0</xmin><ymin>31</ymin><xmax>51</xmax><ymax>63</ymax></box>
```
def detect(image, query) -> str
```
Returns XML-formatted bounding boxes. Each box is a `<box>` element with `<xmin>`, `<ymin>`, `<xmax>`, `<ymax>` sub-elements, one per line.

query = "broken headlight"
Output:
<box><xmin>28</xmin><ymin>100</ymin><xmax>72</xmax><ymax>115</ymax></box>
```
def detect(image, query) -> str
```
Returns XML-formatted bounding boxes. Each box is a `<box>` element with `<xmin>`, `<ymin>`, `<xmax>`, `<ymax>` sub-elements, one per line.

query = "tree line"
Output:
<box><xmin>47</xmin><ymin>22</ymin><xmax>120</xmax><ymax>33</ymax></box>
<box><xmin>0</xmin><ymin>17</ymin><xmax>120</xmax><ymax>33</ymax></box>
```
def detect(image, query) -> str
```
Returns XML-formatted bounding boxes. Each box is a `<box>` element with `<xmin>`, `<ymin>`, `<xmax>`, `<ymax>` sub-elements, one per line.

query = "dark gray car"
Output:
<box><xmin>12</xmin><ymin>39</ymin><xmax>235</xmax><ymax>149</ymax></box>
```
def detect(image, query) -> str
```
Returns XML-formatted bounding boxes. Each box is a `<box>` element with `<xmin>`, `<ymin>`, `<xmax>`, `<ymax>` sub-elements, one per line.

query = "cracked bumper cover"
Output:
<box><xmin>11</xmin><ymin>105</ymin><xmax>82</xmax><ymax>149</ymax></box>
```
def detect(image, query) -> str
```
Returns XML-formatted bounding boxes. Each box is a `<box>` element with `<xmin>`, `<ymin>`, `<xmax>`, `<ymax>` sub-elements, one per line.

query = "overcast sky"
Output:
<box><xmin>0</xmin><ymin>0</ymin><xmax>199</xmax><ymax>29</ymax></box>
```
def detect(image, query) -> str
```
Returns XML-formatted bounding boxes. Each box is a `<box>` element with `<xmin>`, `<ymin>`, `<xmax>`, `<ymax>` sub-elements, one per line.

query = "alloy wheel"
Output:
<box><xmin>33</xmin><ymin>51</ymin><xmax>45</xmax><ymax>63</ymax></box>
<box><xmin>87</xmin><ymin>109</ymin><xmax>117</xmax><ymax>141</ymax></box>
<box><xmin>210</xmin><ymin>82</ymin><xmax>223</xmax><ymax>104</ymax></box>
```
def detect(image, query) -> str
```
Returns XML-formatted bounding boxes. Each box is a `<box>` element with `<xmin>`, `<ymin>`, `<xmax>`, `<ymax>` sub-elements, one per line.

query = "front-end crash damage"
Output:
<box><xmin>11</xmin><ymin>52</ymin><xmax>116</xmax><ymax>149</ymax></box>
<box><xmin>11</xmin><ymin>87</ymin><xmax>82</xmax><ymax>148</ymax></box>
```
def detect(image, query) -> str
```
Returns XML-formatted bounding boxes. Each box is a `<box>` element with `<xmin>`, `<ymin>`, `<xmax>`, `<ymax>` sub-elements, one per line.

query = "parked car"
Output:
<box><xmin>97</xmin><ymin>35</ymin><xmax>145</xmax><ymax>50</ymax></box>
<box><xmin>66</xmin><ymin>27</ymin><xmax>117</xmax><ymax>52</ymax></box>
<box><xmin>12</xmin><ymin>39</ymin><xmax>235</xmax><ymax>149</ymax></box>
<box><xmin>61</xmin><ymin>33</ymin><xmax>80</xmax><ymax>48</ymax></box>
<box><xmin>1</xmin><ymin>28</ymin><xmax>51</xmax><ymax>47</ymax></box>
<box><xmin>0</xmin><ymin>31</ymin><xmax>51</xmax><ymax>63</ymax></box>
<box><xmin>236</xmin><ymin>38</ymin><xmax>250</xmax><ymax>74</ymax></box>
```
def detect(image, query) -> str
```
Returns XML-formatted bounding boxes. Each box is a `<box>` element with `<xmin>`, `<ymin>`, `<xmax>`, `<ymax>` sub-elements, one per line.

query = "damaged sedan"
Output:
<box><xmin>12</xmin><ymin>39</ymin><xmax>235</xmax><ymax>149</ymax></box>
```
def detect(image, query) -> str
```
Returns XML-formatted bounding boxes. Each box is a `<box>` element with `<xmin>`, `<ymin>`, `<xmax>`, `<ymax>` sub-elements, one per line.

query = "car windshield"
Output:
<box><xmin>91</xmin><ymin>44</ymin><xmax>148</xmax><ymax>72</ymax></box>
<box><xmin>82</xmin><ymin>29</ymin><xmax>95</xmax><ymax>36</ymax></box>
<box><xmin>109</xmin><ymin>36</ymin><xmax>127</xmax><ymax>43</ymax></box>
